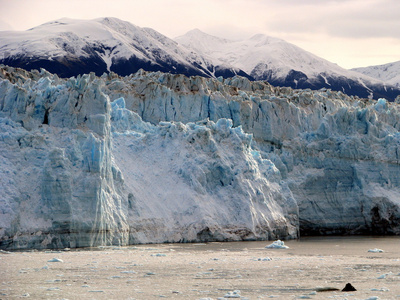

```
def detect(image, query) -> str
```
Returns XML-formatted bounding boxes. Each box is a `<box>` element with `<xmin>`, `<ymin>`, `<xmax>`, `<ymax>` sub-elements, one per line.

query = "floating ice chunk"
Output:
<box><xmin>120</xmin><ymin>270</ymin><xmax>136</xmax><ymax>274</ymax></box>
<box><xmin>368</xmin><ymin>248</ymin><xmax>384</xmax><ymax>253</ymax></box>
<box><xmin>265</xmin><ymin>240</ymin><xmax>289</xmax><ymax>249</ymax></box>
<box><xmin>151</xmin><ymin>253</ymin><xmax>166</xmax><ymax>257</ymax></box>
<box><xmin>47</xmin><ymin>287</ymin><xmax>60</xmax><ymax>291</ymax></box>
<box><xmin>47</xmin><ymin>258</ymin><xmax>63</xmax><ymax>262</ymax></box>
<box><xmin>257</xmin><ymin>257</ymin><xmax>272</xmax><ymax>261</ymax></box>
<box><xmin>371</xmin><ymin>288</ymin><xmax>389</xmax><ymax>291</ymax></box>
<box><xmin>377</xmin><ymin>274</ymin><xmax>387</xmax><ymax>279</ymax></box>
<box><xmin>223</xmin><ymin>290</ymin><xmax>242</xmax><ymax>298</ymax></box>
<box><xmin>46</xmin><ymin>279</ymin><xmax>62</xmax><ymax>283</ymax></box>
<box><xmin>364</xmin><ymin>297</ymin><xmax>379</xmax><ymax>300</ymax></box>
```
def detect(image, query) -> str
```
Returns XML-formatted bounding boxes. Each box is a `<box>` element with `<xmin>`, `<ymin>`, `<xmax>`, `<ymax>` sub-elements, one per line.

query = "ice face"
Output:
<box><xmin>103</xmin><ymin>70</ymin><xmax>400</xmax><ymax>236</ymax></box>
<box><xmin>0</xmin><ymin>68</ymin><xmax>129</xmax><ymax>249</ymax></box>
<box><xmin>1</xmin><ymin>66</ymin><xmax>400</xmax><ymax>250</ymax></box>
<box><xmin>0</xmin><ymin>66</ymin><xmax>298</xmax><ymax>249</ymax></box>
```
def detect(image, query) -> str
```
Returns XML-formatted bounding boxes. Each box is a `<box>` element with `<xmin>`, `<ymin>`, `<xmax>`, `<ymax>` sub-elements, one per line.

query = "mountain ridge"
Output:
<box><xmin>1</xmin><ymin>17</ymin><xmax>399</xmax><ymax>100</ymax></box>
<box><xmin>352</xmin><ymin>60</ymin><xmax>400</xmax><ymax>88</ymax></box>
<box><xmin>175</xmin><ymin>28</ymin><xmax>400</xmax><ymax>100</ymax></box>
<box><xmin>0</xmin><ymin>17</ymin><xmax>248</xmax><ymax>80</ymax></box>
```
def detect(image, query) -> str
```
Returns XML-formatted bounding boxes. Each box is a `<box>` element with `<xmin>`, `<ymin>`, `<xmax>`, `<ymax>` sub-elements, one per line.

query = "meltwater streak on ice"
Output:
<box><xmin>0</xmin><ymin>65</ymin><xmax>400</xmax><ymax>250</ymax></box>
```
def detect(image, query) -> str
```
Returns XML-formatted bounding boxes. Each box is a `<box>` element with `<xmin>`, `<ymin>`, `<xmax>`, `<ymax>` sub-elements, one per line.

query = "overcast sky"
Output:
<box><xmin>1</xmin><ymin>0</ymin><xmax>399</xmax><ymax>69</ymax></box>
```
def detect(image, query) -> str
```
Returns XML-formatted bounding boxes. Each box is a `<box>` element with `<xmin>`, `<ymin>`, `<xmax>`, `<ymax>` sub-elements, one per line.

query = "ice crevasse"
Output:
<box><xmin>0</xmin><ymin>65</ymin><xmax>400</xmax><ymax>250</ymax></box>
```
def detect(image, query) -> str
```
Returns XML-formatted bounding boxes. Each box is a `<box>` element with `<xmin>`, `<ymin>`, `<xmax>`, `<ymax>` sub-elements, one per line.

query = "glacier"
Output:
<box><xmin>0</xmin><ymin>65</ymin><xmax>400</xmax><ymax>250</ymax></box>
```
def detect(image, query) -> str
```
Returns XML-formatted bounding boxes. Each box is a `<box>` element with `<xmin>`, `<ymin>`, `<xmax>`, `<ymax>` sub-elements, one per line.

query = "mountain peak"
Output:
<box><xmin>248</xmin><ymin>33</ymin><xmax>283</xmax><ymax>44</ymax></box>
<box><xmin>176</xmin><ymin>29</ymin><xmax>231</xmax><ymax>43</ymax></box>
<box><xmin>185</xmin><ymin>28</ymin><xmax>206</xmax><ymax>35</ymax></box>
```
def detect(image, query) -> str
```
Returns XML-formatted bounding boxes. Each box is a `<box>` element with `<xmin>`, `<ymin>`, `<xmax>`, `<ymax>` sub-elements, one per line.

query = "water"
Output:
<box><xmin>1</xmin><ymin>236</ymin><xmax>399</xmax><ymax>299</ymax></box>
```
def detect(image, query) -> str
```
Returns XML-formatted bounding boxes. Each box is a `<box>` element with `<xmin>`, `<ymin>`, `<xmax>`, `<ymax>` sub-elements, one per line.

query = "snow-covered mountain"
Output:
<box><xmin>0</xmin><ymin>17</ymin><xmax>247</xmax><ymax>79</ymax></box>
<box><xmin>352</xmin><ymin>61</ymin><xmax>400</xmax><ymax>88</ymax></box>
<box><xmin>2</xmin><ymin>65</ymin><xmax>400</xmax><ymax>250</ymax></box>
<box><xmin>175</xmin><ymin>29</ymin><xmax>400</xmax><ymax>101</ymax></box>
<box><xmin>1</xmin><ymin>17</ymin><xmax>399</xmax><ymax>100</ymax></box>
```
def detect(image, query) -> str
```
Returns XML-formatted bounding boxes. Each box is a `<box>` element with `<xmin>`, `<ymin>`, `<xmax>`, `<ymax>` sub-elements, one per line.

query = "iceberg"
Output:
<box><xmin>265</xmin><ymin>240</ymin><xmax>289</xmax><ymax>249</ymax></box>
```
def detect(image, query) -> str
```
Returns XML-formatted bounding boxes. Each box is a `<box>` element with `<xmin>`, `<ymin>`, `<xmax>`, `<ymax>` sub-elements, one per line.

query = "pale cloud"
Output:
<box><xmin>0</xmin><ymin>0</ymin><xmax>399</xmax><ymax>68</ymax></box>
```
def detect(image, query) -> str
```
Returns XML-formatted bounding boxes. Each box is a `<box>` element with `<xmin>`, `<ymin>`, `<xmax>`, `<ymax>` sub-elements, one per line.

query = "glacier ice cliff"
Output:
<box><xmin>0</xmin><ymin>65</ymin><xmax>400</xmax><ymax>249</ymax></box>
<box><xmin>0</xmin><ymin>66</ymin><xmax>297</xmax><ymax>249</ymax></box>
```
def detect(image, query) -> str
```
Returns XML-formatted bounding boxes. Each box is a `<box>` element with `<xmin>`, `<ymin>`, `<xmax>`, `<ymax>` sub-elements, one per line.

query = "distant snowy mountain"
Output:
<box><xmin>352</xmin><ymin>61</ymin><xmax>400</xmax><ymax>89</ymax></box>
<box><xmin>0</xmin><ymin>17</ymin><xmax>399</xmax><ymax>100</ymax></box>
<box><xmin>0</xmin><ymin>17</ymin><xmax>246</xmax><ymax>79</ymax></box>
<box><xmin>175</xmin><ymin>29</ymin><xmax>400</xmax><ymax>101</ymax></box>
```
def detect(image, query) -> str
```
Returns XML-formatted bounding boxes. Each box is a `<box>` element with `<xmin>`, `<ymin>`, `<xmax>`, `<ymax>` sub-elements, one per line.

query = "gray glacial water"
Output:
<box><xmin>1</xmin><ymin>236</ymin><xmax>400</xmax><ymax>299</ymax></box>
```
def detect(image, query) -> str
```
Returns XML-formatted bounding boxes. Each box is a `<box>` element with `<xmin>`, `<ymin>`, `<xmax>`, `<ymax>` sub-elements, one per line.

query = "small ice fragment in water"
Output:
<box><xmin>368</xmin><ymin>248</ymin><xmax>384</xmax><ymax>253</ymax></box>
<box><xmin>146</xmin><ymin>272</ymin><xmax>156</xmax><ymax>275</ymax></box>
<box><xmin>257</xmin><ymin>257</ymin><xmax>272</xmax><ymax>261</ymax></box>
<box><xmin>121</xmin><ymin>270</ymin><xmax>136</xmax><ymax>274</ymax></box>
<box><xmin>223</xmin><ymin>290</ymin><xmax>241</xmax><ymax>298</ymax></box>
<box><xmin>47</xmin><ymin>258</ymin><xmax>63</xmax><ymax>262</ymax></box>
<box><xmin>265</xmin><ymin>240</ymin><xmax>289</xmax><ymax>249</ymax></box>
